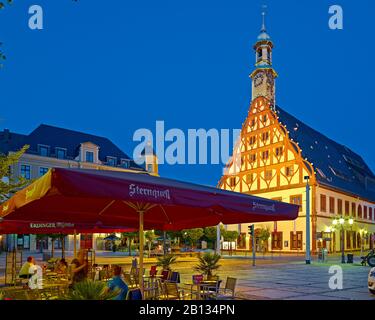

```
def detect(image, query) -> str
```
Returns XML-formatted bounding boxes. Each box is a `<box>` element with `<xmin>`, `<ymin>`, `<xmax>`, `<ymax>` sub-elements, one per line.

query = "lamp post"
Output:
<box><xmin>332</xmin><ymin>216</ymin><xmax>353</xmax><ymax>264</ymax></box>
<box><xmin>304</xmin><ymin>176</ymin><xmax>311</xmax><ymax>265</ymax></box>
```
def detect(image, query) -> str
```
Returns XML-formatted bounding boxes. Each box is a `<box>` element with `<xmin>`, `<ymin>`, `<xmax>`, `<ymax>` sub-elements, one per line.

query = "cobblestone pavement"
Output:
<box><xmin>1</xmin><ymin>251</ymin><xmax>374</xmax><ymax>300</ymax></box>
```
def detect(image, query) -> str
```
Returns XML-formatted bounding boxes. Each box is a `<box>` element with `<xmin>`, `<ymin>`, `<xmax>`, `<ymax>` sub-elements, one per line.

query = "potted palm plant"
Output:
<box><xmin>156</xmin><ymin>254</ymin><xmax>177</xmax><ymax>271</ymax></box>
<box><xmin>63</xmin><ymin>279</ymin><xmax>120</xmax><ymax>300</ymax></box>
<box><xmin>194</xmin><ymin>252</ymin><xmax>221</xmax><ymax>280</ymax></box>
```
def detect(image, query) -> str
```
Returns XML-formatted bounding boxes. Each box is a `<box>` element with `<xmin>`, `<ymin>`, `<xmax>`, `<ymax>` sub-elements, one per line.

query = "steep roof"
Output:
<box><xmin>275</xmin><ymin>106</ymin><xmax>375</xmax><ymax>202</ymax></box>
<box><xmin>0</xmin><ymin>124</ymin><xmax>143</xmax><ymax>170</ymax></box>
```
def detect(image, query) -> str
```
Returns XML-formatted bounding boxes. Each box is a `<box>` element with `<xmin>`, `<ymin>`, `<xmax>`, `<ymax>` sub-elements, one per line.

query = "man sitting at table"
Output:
<box><xmin>19</xmin><ymin>256</ymin><xmax>36</xmax><ymax>279</ymax></box>
<box><xmin>107</xmin><ymin>265</ymin><xmax>128</xmax><ymax>300</ymax></box>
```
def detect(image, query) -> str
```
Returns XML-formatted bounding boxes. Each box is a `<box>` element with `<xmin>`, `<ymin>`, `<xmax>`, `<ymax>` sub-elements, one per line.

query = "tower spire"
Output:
<box><xmin>261</xmin><ymin>5</ymin><xmax>267</xmax><ymax>32</ymax></box>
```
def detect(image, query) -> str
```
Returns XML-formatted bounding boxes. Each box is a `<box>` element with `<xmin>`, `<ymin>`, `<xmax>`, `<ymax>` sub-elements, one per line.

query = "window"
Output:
<box><xmin>351</xmin><ymin>202</ymin><xmax>356</xmax><ymax>217</ymax></box>
<box><xmin>229</xmin><ymin>177</ymin><xmax>236</xmax><ymax>187</ymax></box>
<box><xmin>86</xmin><ymin>151</ymin><xmax>94</xmax><ymax>163</ymax></box>
<box><xmin>249</xmin><ymin>136</ymin><xmax>256</xmax><ymax>146</ymax></box>
<box><xmin>290</xmin><ymin>195</ymin><xmax>302</xmax><ymax>212</ymax></box>
<box><xmin>257</xmin><ymin>49</ymin><xmax>262</xmax><ymax>60</ymax></box>
<box><xmin>329</xmin><ymin>197</ymin><xmax>335</xmax><ymax>214</ymax></box>
<box><xmin>262</xmin><ymin>151</ymin><xmax>269</xmax><ymax>160</ymax></box>
<box><xmin>261</xmin><ymin>132</ymin><xmax>269</xmax><ymax>142</ymax></box>
<box><xmin>121</xmin><ymin>159</ymin><xmax>130</xmax><ymax>168</ymax></box>
<box><xmin>250</xmin><ymin>119</ymin><xmax>256</xmax><ymax>127</ymax></box>
<box><xmin>265</xmin><ymin>170</ymin><xmax>273</xmax><ymax>180</ymax></box>
<box><xmin>246</xmin><ymin>173</ymin><xmax>254</xmax><ymax>184</ymax></box>
<box><xmin>249</xmin><ymin>154</ymin><xmax>256</xmax><ymax>163</ymax></box>
<box><xmin>285</xmin><ymin>166</ymin><xmax>294</xmax><ymax>177</ymax></box>
<box><xmin>39</xmin><ymin>167</ymin><xmax>48</xmax><ymax>177</ymax></box>
<box><xmin>275</xmin><ymin>147</ymin><xmax>283</xmax><ymax>157</ymax></box>
<box><xmin>38</xmin><ymin>145</ymin><xmax>49</xmax><ymax>157</ymax></box>
<box><xmin>364</xmin><ymin>206</ymin><xmax>368</xmax><ymax>220</ymax></box>
<box><xmin>272</xmin><ymin>232</ymin><xmax>283</xmax><ymax>250</ymax></box>
<box><xmin>320</xmin><ymin>195</ymin><xmax>327</xmax><ymax>212</ymax></box>
<box><xmin>290</xmin><ymin>231</ymin><xmax>303</xmax><ymax>250</ymax></box>
<box><xmin>107</xmin><ymin>157</ymin><xmax>117</xmax><ymax>167</ymax></box>
<box><xmin>370</xmin><ymin>207</ymin><xmax>373</xmax><ymax>221</ymax></box>
<box><xmin>56</xmin><ymin>148</ymin><xmax>66</xmax><ymax>160</ymax></box>
<box><xmin>345</xmin><ymin>201</ymin><xmax>350</xmax><ymax>216</ymax></box>
<box><xmin>20</xmin><ymin>165</ymin><xmax>31</xmax><ymax>180</ymax></box>
<box><xmin>337</xmin><ymin>199</ymin><xmax>343</xmax><ymax>215</ymax></box>
<box><xmin>346</xmin><ymin>231</ymin><xmax>352</xmax><ymax>249</ymax></box>
<box><xmin>358</xmin><ymin>205</ymin><xmax>362</xmax><ymax>219</ymax></box>
<box><xmin>272</xmin><ymin>197</ymin><xmax>282</xmax><ymax>202</ymax></box>
<box><xmin>262</xmin><ymin>115</ymin><xmax>268</xmax><ymax>124</ymax></box>
<box><xmin>147</xmin><ymin>164</ymin><xmax>153</xmax><ymax>172</ymax></box>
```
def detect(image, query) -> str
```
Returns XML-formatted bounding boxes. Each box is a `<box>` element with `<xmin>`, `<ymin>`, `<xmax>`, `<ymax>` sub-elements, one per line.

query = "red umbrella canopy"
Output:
<box><xmin>0</xmin><ymin>168</ymin><xmax>299</xmax><ymax>230</ymax></box>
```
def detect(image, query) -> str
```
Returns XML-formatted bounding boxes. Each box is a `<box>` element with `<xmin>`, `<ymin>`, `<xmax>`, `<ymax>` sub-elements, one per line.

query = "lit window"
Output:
<box><xmin>39</xmin><ymin>167</ymin><xmax>49</xmax><ymax>177</ymax></box>
<box><xmin>290</xmin><ymin>195</ymin><xmax>302</xmax><ymax>212</ymax></box>
<box><xmin>86</xmin><ymin>151</ymin><xmax>94</xmax><ymax>163</ymax></box>
<box><xmin>285</xmin><ymin>166</ymin><xmax>294</xmax><ymax>177</ymax></box>
<box><xmin>329</xmin><ymin>197</ymin><xmax>335</xmax><ymax>214</ymax></box>
<box><xmin>320</xmin><ymin>195</ymin><xmax>326</xmax><ymax>212</ymax></box>
<box><xmin>265</xmin><ymin>170</ymin><xmax>273</xmax><ymax>180</ymax></box>
<box><xmin>246</xmin><ymin>174</ymin><xmax>254</xmax><ymax>184</ymax></box>
<box><xmin>249</xmin><ymin>136</ymin><xmax>256</xmax><ymax>145</ymax></box>
<box><xmin>275</xmin><ymin>147</ymin><xmax>283</xmax><ymax>157</ymax></box>
<box><xmin>249</xmin><ymin>154</ymin><xmax>256</xmax><ymax>163</ymax></box>
<box><xmin>262</xmin><ymin>151</ymin><xmax>269</xmax><ymax>160</ymax></box>
<box><xmin>262</xmin><ymin>132</ymin><xmax>269</xmax><ymax>142</ymax></box>
<box><xmin>20</xmin><ymin>165</ymin><xmax>31</xmax><ymax>180</ymax></box>
<box><xmin>229</xmin><ymin>177</ymin><xmax>236</xmax><ymax>187</ymax></box>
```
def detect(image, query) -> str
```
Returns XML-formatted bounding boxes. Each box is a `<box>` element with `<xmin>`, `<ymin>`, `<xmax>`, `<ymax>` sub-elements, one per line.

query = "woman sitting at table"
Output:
<box><xmin>107</xmin><ymin>265</ymin><xmax>128</xmax><ymax>300</ymax></box>
<box><xmin>55</xmin><ymin>258</ymin><xmax>68</xmax><ymax>274</ymax></box>
<box><xmin>69</xmin><ymin>250</ymin><xmax>87</xmax><ymax>287</ymax></box>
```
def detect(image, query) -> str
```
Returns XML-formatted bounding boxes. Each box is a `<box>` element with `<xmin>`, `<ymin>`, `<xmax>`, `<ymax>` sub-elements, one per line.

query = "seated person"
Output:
<box><xmin>28</xmin><ymin>263</ymin><xmax>43</xmax><ymax>290</ymax></box>
<box><xmin>19</xmin><ymin>256</ymin><xmax>35</xmax><ymax>279</ymax></box>
<box><xmin>107</xmin><ymin>265</ymin><xmax>128</xmax><ymax>300</ymax></box>
<box><xmin>55</xmin><ymin>258</ymin><xmax>68</xmax><ymax>274</ymax></box>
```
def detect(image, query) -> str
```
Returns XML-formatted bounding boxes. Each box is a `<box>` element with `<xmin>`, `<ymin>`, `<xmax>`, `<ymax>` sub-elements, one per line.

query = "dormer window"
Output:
<box><xmin>86</xmin><ymin>151</ymin><xmax>94</xmax><ymax>163</ymax></box>
<box><xmin>56</xmin><ymin>147</ymin><xmax>67</xmax><ymax>160</ymax></box>
<box><xmin>107</xmin><ymin>156</ymin><xmax>117</xmax><ymax>167</ymax></box>
<box><xmin>121</xmin><ymin>159</ymin><xmax>130</xmax><ymax>168</ymax></box>
<box><xmin>257</xmin><ymin>49</ymin><xmax>262</xmax><ymax>61</ymax></box>
<box><xmin>38</xmin><ymin>145</ymin><xmax>50</xmax><ymax>157</ymax></box>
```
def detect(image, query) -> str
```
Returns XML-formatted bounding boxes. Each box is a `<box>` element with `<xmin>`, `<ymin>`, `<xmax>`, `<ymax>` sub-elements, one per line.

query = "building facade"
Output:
<box><xmin>219</xmin><ymin>14</ymin><xmax>375</xmax><ymax>254</ymax></box>
<box><xmin>0</xmin><ymin>124</ymin><xmax>158</xmax><ymax>252</ymax></box>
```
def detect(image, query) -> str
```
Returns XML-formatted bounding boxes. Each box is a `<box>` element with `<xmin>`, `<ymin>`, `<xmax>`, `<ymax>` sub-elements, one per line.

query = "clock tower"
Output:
<box><xmin>250</xmin><ymin>11</ymin><xmax>277</xmax><ymax>107</ymax></box>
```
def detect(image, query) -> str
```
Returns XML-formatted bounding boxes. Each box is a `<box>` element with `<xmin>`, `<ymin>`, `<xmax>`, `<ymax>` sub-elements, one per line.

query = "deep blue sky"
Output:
<box><xmin>0</xmin><ymin>0</ymin><xmax>374</xmax><ymax>186</ymax></box>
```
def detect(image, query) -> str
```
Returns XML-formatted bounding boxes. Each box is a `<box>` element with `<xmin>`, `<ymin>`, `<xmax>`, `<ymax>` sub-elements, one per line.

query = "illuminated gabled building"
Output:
<box><xmin>219</xmin><ymin>13</ymin><xmax>375</xmax><ymax>253</ymax></box>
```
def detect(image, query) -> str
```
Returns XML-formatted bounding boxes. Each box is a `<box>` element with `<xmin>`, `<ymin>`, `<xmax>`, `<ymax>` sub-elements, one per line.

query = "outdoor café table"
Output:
<box><xmin>183</xmin><ymin>280</ymin><xmax>218</xmax><ymax>300</ymax></box>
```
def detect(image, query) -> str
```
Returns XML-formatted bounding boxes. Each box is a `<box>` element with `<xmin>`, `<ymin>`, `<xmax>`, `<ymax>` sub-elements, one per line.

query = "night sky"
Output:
<box><xmin>0</xmin><ymin>0</ymin><xmax>374</xmax><ymax>186</ymax></box>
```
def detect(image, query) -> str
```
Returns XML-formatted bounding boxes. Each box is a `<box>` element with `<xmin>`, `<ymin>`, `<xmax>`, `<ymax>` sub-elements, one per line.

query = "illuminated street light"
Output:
<box><xmin>339</xmin><ymin>218</ymin><xmax>345</xmax><ymax>225</ymax></box>
<box><xmin>348</xmin><ymin>218</ymin><xmax>354</xmax><ymax>225</ymax></box>
<box><xmin>332</xmin><ymin>219</ymin><xmax>338</xmax><ymax>226</ymax></box>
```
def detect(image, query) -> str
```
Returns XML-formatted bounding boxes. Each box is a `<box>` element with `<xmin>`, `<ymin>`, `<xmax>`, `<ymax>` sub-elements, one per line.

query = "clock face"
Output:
<box><xmin>254</xmin><ymin>73</ymin><xmax>264</xmax><ymax>87</ymax></box>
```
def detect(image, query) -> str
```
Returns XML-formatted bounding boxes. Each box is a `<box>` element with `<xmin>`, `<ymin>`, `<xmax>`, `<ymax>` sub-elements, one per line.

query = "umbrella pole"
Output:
<box><xmin>73</xmin><ymin>229</ymin><xmax>77</xmax><ymax>258</ymax></box>
<box><xmin>138</xmin><ymin>210</ymin><xmax>144</xmax><ymax>297</ymax></box>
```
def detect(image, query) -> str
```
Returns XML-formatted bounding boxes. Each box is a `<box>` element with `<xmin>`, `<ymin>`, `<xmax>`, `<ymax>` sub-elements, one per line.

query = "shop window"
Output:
<box><xmin>272</xmin><ymin>232</ymin><xmax>283</xmax><ymax>250</ymax></box>
<box><xmin>290</xmin><ymin>231</ymin><xmax>303</xmax><ymax>250</ymax></box>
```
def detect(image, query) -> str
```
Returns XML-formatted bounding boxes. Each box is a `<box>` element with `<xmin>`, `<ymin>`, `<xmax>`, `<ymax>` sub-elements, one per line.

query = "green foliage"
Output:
<box><xmin>258</xmin><ymin>227</ymin><xmax>271</xmax><ymax>242</ymax></box>
<box><xmin>0</xmin><ymin>145</ymin><xmax>30</xmax><ymax>203</ymax></box>
<box><xmin>63</xmin><ymin>280</ymin><xmax>120</xmax><ymax>300</ymax></box>
<box><xmin>203</xmin><ymin>227</ymin><xmax>217</xmax><ymax>242</ymax></box>
<box><xmin>222</xmin><ymin>230</ymin><xmax>239</xmax><ymax>242</ymax></box>
<box><xmin>182</xmin><ymin>228</ymin><xmax>204</xmax><ymax>247</ymax></box>
<box><xmin>156</xmin><ymin>254</ymin><xmax>177</xmax><ymax>271</ymax></box>
<box><xmin>194</xmin><ymin>252</ymin><xmax>221</xmax><ymax>278</ymax></box>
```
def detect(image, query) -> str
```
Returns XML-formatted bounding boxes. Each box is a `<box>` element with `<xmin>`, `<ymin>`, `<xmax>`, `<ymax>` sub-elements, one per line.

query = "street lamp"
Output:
<box><xmin>304</xmin><ymin>176</ymin><xmax>311</xmax><ymax>264</ymax></box>
<box><xmin>332</xmin><ymin>216</ymin><xmax>354</xmax><ymax>264</ymax></box>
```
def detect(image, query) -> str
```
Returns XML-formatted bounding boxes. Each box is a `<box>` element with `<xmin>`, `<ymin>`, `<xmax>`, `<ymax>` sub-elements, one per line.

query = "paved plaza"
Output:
<box><xmin>0</xmin><ymin>251</ymin><xmax>374</xmax><ymax>300</ymax></box>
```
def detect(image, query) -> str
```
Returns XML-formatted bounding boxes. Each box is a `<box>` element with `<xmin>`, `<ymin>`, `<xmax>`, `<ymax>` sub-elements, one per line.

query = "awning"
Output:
<box><xmin>0</xmin><ymin>168</ymin><xmax>298</xmax><ymax>230</ymax></box>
